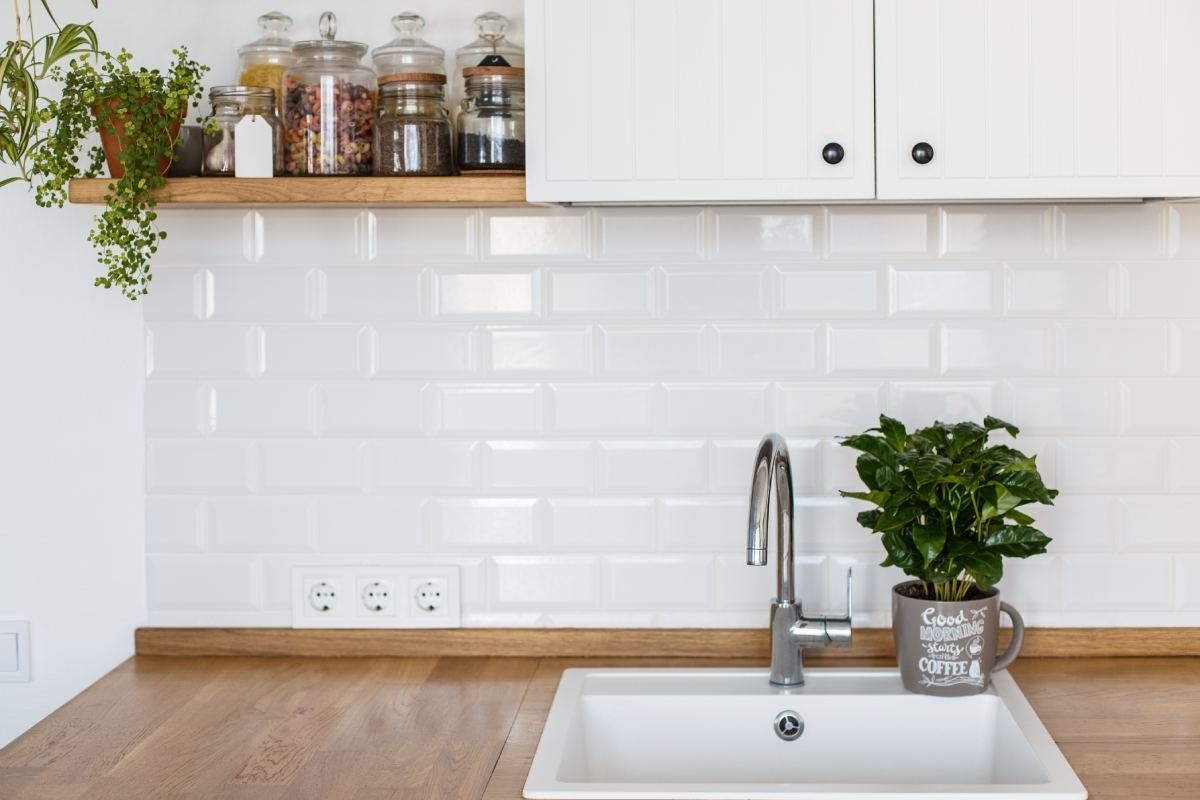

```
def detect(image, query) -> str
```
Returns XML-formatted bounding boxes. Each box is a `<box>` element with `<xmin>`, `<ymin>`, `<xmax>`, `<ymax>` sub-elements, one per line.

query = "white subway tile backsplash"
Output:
<box><xmin>663</xmin><ymin>270</ymin><xmax>767</xmax><ymax>319</ymax></box>
<box><xmin>208</xmin><ymin>498</ymin><xmax>311</xmax><ymax>553</ymax></box>
<box><xmin>939</xmin><ymin>206</ymin><xmax>1052</xmax><ymax>258</ymax></box>
<box><xmin>598</xmin><ymin>209</ymin><xmax>703</xmax><ymax>259</ymax></box>
<box><xmin>1122</xmin><ymin>379</ymin><xmax>1200</xmax><ymax>434</ymax></box>
<box><xmin>712</xmin><ymin>325</ymin><xmax>820</xmax><ymax>377</ymax></box>
<box><xmin>600</xmin><ymin>326</ymin><xmax>706</xmax><ymax>376</ymax></box>
<box><xmin>434</xmin><ymin>499</ymin><xmax>540</xmax><ymax>548</ymax></box>
<box><xmin>1004</xmin><ymin>263</ymin><xmax>1117</xmax><ymax>317</ymax></box>
<box><xmin>371</xmin><ymin>440</ymin><xmax>477</xmax><ymax>491</ymax></box>
<box><xmin>485</xmin><ymin>210</ymin><xmax>591</xmax><ymax>259</ymax></box>
<box><xmin>829</xmin><ymin>325</ymin><xmax>936</xmax><ymax>374</ymax></box>
<box><xmin>548</xmin><ymin>384</ymin><xmax>656</xmax><ymax>434</ymax></box>
<box><xmin>156</xmin><ymin>210</ymin><xmax>258</xmax><ymax>266</ymax></box>
<box><xmin>375</xmin><ymin>325</ymin><xmax>478</xmax><ymax>377</ymax></box>
<box><xmin>887</xmin><ymin>382</ymin><xmax>1002</xmax><ymax>427</ymax></box>
<box><xmin>1061</xmin><ymin>555</ymin><xmax>1175</xmax><ymax>611</ymax></box>
<box><xmin>1006</xmin><ymin>380</ymin><xmax>1119</xmax><ymax>435</ymax></box>
<box><xmin>1115</xmin><ymin>497</ymin><xmax>1200</xmax><ymax>552</ymax></box>
<box><xmin>1056</xmin><ymin>438</ymin><xmax>1169</xmax><ymax>494</ymax></box>
<box><xmin>1170</xmin><ymin>439</ymin><xmax>1200</xmax><ymax>492</ymax></box>
<box><xmin>1178</xmin><ymin>557</ymin><xmax>1200</xmax><ymax>610</ymax></box>
<box><xmin>141</xmin><ymin>268</ymin><xmax>203</xmax><ymax>321</ymax></box>
<box><xmin>660</xmin><ymin>498</ymin><xmax>747</xmax><ymax>552</ymax></box>
<box><xmin>1034</xmin><ymin>495</ymin><xmax>1116</xmax><ymax>554</ymax></box>
<box><xmin>491</xmin><ymin>556</ymin><xmax>598</xmax><ymax>607</ymax></box>
<box><xmin>260</xmin><ymin>440</ymin><xmax>365</xmax><ymax>493</ymax></box>
<box><xmin>147</xmin><ymin>555</ymin><xmax>261</xmax><ymax>611</ymax></box>
<box><xmin>145</xmin><ymin>498</ymin><xmax>206</xmax><ymax>554</ymax></box>
<box><xmin>487</xmin><ymin>327</ymin><xmax>593</xmax><ymax>375</ymax></box>
<box><xmin>206</xmin><ymin>269</ymin><xmax>310</xmax><ymax>321</ymax></box>
<box><xmin>317</xmin><ymin>268</ymin><xmax>423</xmax><ymax>321</ymax></box>
<box><xmin>258</xmin><ymin>210</ymin><xmax>367</xmax><ymax>266</ymax></box>
<box><xmin>485</xmin><ymin>441</ymin><xmax>594</xmax><ymax>492</ymax></box>
<box><xmin>550</xmin><ymin>499</ymin><xmax>655</xmax><ymax>549</ymax></box>
<box><xmin>1171</xmin><ymin>322</ymin><xmax>1200</xmax><ymax>376</ymax></box>
<box><xmin>437</xmin><ymin>271</ymin><xmax>539</xmax><ymax>317</ymax></box>
<box><xmin>715</xmin><ymin>555</ymin><xmax>826</xmax><ymax>611</ymax></box>
<box><xmin>893</xmin><ymin>269</ymin><xmax>995</xmax><ymax>315</ymax></box>
<box><xmin>437</xmin><ymin>384</ymin><xmax>540</xmax><ymax>434</ymax></box>
<box><xmin>1121</xmin><ymin>261</ymin><xmax>1200</xmax><ymax>318</ymax></box>
<box><xmin>713</xmin><ymin>209</ymin><xmax>818</xmax><ymax>259</ymax></box>
<box><xmin>260</xmin><ymin>325</ymin><xmax>369</xmax><ymax>379</ymax></box>
<box><xmin>1056</xmin><ymin>203</ymin><xmax>1167</xmax><ymax>260</ymax></box>
<box><xmin>210</xmin><ymin>382</ymin><xmax>313</xmax><ymax>436</ymax></box>
<box><xmin>776</xmin><ymin>383</ymin><xmax>883</xmax><ymax>436</ymax></box>
<box><xmin>943</xmin><ymin>323</ymin><xmax>1053</xmax><ymax>375</ymax></box>
<box><xmin>146</xmin><ymin>324</ymin><xmax>257</xmax><ymax>379</ymax></box>
<box><xmin>827</xmin><ymin>208</ymin><xmax>933</xmax><ymax>257</ymax></box>
<box><xmin>663</xmin><ymin>384</ymin><xmax>770</xmax><ymax>436</ymax></box>
<box><xmin>598</xmin><ymin>441</ymin><xmax>707</xmax><ymax>493</ymax></box>
<box><xmin>316</xmin><ymin>382</ymin><xmax>424</xmax><ymax>436</ymax></box>
<box><xmin>605</xmin><ymin>556</ymin><xmax>714</xmax><ymax>609</ymax></box>
<box><xmin>1057</xmin><ymin>321</ymin><xmax>1170</xmax><ymax>377</ymax></box>
<box><xmin>147</xmin><ymin>440</ymin><xmax>256</xmax><ymax>494</ymax></box>
<box><xmin>709</xmin><ymin>439</ymin><xmax>818</xmax><ymax>494</ymax></box>
<box><xmin>549</xmin><ymin>270</ymin><xmax>654</xmax><ymax>318</ymax></box>
<box><xmin>372</xmin><ymin>208</ymin><xmax>478</xmax><ymax>263</ymax></box>
<box><xmin>145</xmin><ymin>382</ymin><xmax>203</xmax><ymax>435</ymax></box>
<box><xmin>313</xmin><ymin>497</ymin><xmax>425</xmax><ymax>553</ymax></box>
<box><xmin>997</xmin><ymin>558</ymin><xmax>1062</xmax><ymax>612</ymax></box>
<box><xmin>779</xmin><ymin>268</ymin><xmax>882</xmax><ymax>317</ymax></box>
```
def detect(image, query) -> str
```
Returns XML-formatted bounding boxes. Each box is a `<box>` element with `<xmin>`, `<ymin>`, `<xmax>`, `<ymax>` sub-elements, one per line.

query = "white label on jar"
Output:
<box><xmin>234</xmin><ymin>115</ymin><xmax>274</xmax><ymax>178</ymax></box>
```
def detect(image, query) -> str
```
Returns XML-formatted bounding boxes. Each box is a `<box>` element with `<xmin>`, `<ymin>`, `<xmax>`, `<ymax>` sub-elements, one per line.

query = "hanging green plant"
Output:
<box><xmin>32</xmin><ymin>46</ymin><xmax>208</xmax><ymax>300</ymax></box>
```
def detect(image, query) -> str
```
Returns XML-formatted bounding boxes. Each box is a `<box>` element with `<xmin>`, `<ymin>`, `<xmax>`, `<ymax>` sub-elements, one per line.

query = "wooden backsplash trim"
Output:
<box><xmin>135</xmin><ymin>627</ymin><xmax>1200</xmax><ymax>659</ymax></box>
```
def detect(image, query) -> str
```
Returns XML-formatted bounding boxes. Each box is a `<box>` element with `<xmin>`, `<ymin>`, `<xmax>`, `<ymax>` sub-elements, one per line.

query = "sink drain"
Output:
<box><xmin>774</xmin><ymin>710</ymin><xmax>804</xmax><ymax>741</ymax></box>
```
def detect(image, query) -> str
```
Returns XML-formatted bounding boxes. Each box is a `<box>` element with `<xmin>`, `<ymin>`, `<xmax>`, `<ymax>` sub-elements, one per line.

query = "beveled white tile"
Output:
<box><xmin>375</xmin><ymin>325</ymin><xmax>478</xmax><ymax>376</ymax></box>
<box><xmin>605</xmin><ymin>556</ymin><xmax>715</xmax><ymax>609</ymax></box>
<box><xmin>208</xmin><ymin>498</ymin><xmax>312</xmax><ymax>552</ymax></box>
<box><xmin>316</xmin><ymin>382</ymin><xmax>424</xmax><ymax>436</ymax></box>
<box><xmin>1122</xmin><ymin>379</ymin><xmax>1200</xmax><ymax>434</ymax></box>
<box><xmin>258</xmin><ymin>209</ymin><xmax>368</xmax><ymax>266</ymax></box>
<box><xmin>828</xmin><ymin>325</ymin><xmax>937</xmax><ymax>374</ymax></box>
<box><xmin>997</xmin><ymin>558</ymin><xmax>1061</xmax><ymax>612</ymax></box>
<box><xmin>145</xmin><ymin>382</ymin><xmax>203</xmax><ymax>435</ymax></box>
<box><xmin>313</xmin><ymin>497</ymin><xmax>425</xmax><ymax>552</ymax></box>
<box><xmin>490</xmin><ymin>556</ymin><xmax>598</xmax><ymax>607</ymax></box>
<box><xmin>433</xmin><ymin>499</ymin><xmax>540</xmax><ymax>547</ymax></box>
<box><xmin>886</xmin><ymin>382</ymin><xmax>1003</xmax><ymax>427</ymax></box>
<box><xmin>1056</xmin><ymin>437</ymin><xmax>1169</xmax><ymax>494</ymax></box>
<box><xmin>209</xmin><ymin>382</ymin><xmax>313</xmax><ymax>436</ymax></box>
<box><xmin>1006</xmin><ymin>379</ymin><xmax>1119</xmax><ymax>435</ymax></box>
<box><xmin>463</xmin><ymin>612</ymin><xmax>545</xmax><ymax>627</ymax></box>
<box><xmin>663</xmin><ymin>270</ymin><xmax>766</xmax><ymax>319</ymax></box>
<box><xmin>147</xmin><ymin>440</ymin><xmax>256</xmax><ymax>494</ymax></box>
<box><xmin>827</xmin><ymin>208</ymin><xmax>934</xmax><ymax>257</ymax></box>
<box><xmin>827</xmin><ymin>556</ymin><xmax>909</xmax><ymax>619</ymax></box>
<box><xmin>598</xmin><ymin>209</ymin><xmax>703</xmax><ymax>259</ymax></box>
<box><xmin>1061</xmin><ymin>555</ymin><xmax>1174</xmax><ymax>610</ymax></box>
<box><xmin>146</xmin><ymin>498</ymin><xmax>206</xmax><ymax>553</ymax></box>
<box><xmin>822</xmin><ymin>438</ymin><xmax>868</xmax><ymax>496</ymax></box>
<box><xmin>793</xmin><ymin>497</ymin><xmax>880</xmax><ymax>553</ymax></box>
<box><xmin>1056</xmin><ymin>203</ymin><xmax>1168</xmax><ymax>260</ymax></box>
<box><xmin>155</xmin><ymin>210</ymin><xmax>258</xmax><ymax>266</ymax></box>
<box><xmin>541</xmin><ymin>612</ymin><xmax>660</xmax><ymax>628</ymax></box>
<box><xmin>598</xmin><ymin>441</ymin><xmax>707</xmax><ymax>493</ymax></box>
<box><xmin>944</xmin><ymin>322</ymin><xmax>1054</xmax><ymax>375</ymax></box>
<box><xmin>715</xmin><ymin>555</ymin><xmax>827</xmax><ymax>611</ymax></box>
<box><xmin>1032</xmin><ymin>495</ymin><xmax>1116</xmax><ymax>553</ymax></box>
<box><xmin>892</xmin><ymin>268</ymin><xmax>995</xmax><ymax>315</ymax></box>
<box><xmin>659</xmin><ymin>498</ymin><xmax>747</xmax><ymax>552</ymax></box>
<box><xmin>373</xmin><ymin>208</ymin><xmax>478</xmax><ymax>263</ymax></box>
<box><xmin>142</xmin><ymin>268</ymin><xmax>204</xmax><ymax>320</ymax></box>
<box><xmin>485</xmin><ymin>441</ymin><xmax>594</xmax><ymax>492</ymax></box>
<box><xmin>206</xmin><ymin>269</ymin><xmax>310</xmax><ymax>321</ymax></box>
<box><xmin>1171</xmin><ymin>322</ymin><xmax>1200</xmax><ymax>376</ymax></box>
<box><xmin>600</xmin><ymin>326</ymin><xmax>706</xmax><ymax>377</ymax></box>
<box><xmin>371</xmin><ymin>440</ymin><xmax>477</xmax><ymax>490</ymax></box>
<box><xmin>487</xmin><ymin>327</ymin><xmax>592</xmax><ymax>375</ymax></box>
<box><xmin>317</xmin><ymin>268</ymin><xmax>424</xmax><ymax>321</ymax></box>
<box><xmin>713</xmin><ymin>209</ymin><xmax>818</xmax><ymax>260</ymax></box>
<box><xmin>260</xmin><ymin>325</ymin><xmax>369</xmax><ymax>378</ymax></box>
<box><xmin>485</xmin><ymin>209</ymin><xmax>591</xmax><ymax>259</ymax></box>
<box><xmin>1057</xmin><ymin>321</ymin><xmax>1169</xmax><ymax>377</ymax></box>
<box><xmin>260</xmin><ymin>440</ymin><xmax>365</xmax><ymax>493</ymax></box>
<box><xmin>1116</xmin><ymin>497</ymin><xmax>1200</xmax><ymax>552</ymax></box>
<box><xmin>436</xmin><ymin>271</ymin><xmax>539</xmax><ymax>316</ymax></box>
<box><xmin>713</xmin><ymin>325</ymin><xmax>820</xmax><ymax>377</ymax></box>
<box><xmin>1170</xmin><ymin>438</ymin><xmax>1200</xmax><ymax>491</ymax></box>
<box><xmin>1004</xmin><ymin>263</ymin><xmax>1117</xmax><ymax>317</ymax></box>
<box><xmin>709</xmin><ymin>439</ymin><xmax>819</xmax><ymax>494</ymax></box>
<box><xmin>548</xmin><ymin>384</ymin><xmax>656</xmax><ymax>434</ymax></box>
<box><xmin>1178</xmin><ymin>557</ymin><xmax>1200</xmax><ymax>610</ymax></box>
<box><xmin>147</xmin><ymin>555</ymin><xmax>260</xmax><ymax>611</ymax></box>
<box><xmin>437</xmin><ymin>384</ymin><xmax>540</xmax><ymax>434</ymax></box>
<box><xmin>939</xmin><ymin>206</ymin><xmax>1052</xmax><ymax>258</ymax></box>
<box><xmin>776</xmin><ymin>383</ymin><xmax>884</xmax><ymax>436</ymax></box>
<box><xmin>663</xmin><ymin>383</ymin><xmax>770</xmax><ymax>435</ymax></box>
<box><xmin>1120</xmin><ymin>261</ymin><xmax>1200</xmax><ymax>318</ymax></box>
<box><xmin>146</xmin><ymin>324</ymin><xmax>257</xmax><ymax>379</ymax></box>
<box><xmin>779</xmin><ymin>268</ymin><xmax>882</xmax><ymax>317</ymax></box>
<box><xmin>550</xmin><ymin>499</ymin><xmax>655</xmax><ymax>549</ymax></box>
<box><xmin>548</xmin><ymin>269</ymin><xmax>654</xmax><ymax>318</ymax></box>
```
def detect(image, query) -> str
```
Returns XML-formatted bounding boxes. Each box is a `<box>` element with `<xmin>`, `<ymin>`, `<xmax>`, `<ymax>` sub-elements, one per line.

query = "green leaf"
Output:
<box><xmin>855</xmin><ymin>509</ymin><xmax>882</xmax><ymax>531</ymax></box>
<box><xmin>983</xmin><ymin>525</ymin><xmax>1052</xmax><ymax>558</ymax></box>
<box><xmin>878</xmin><ymin>415</ymin><xmax>908</xmax><ymax>451</ymax></box>
<box><xmin>912</xmin><ymin>523</ymin><xmax>947</xmax><ymax>566</ymax></box>
<box><xmin>984</xmin><ymin>416</ymin><xmax>1021</xmax><ymax>437</ymax></box>
<box><xmin>905</xmin><ymin>452</ymin><xmax>954</xmax><ymax>487</ymax></box>
<box><xmin>880</xmin><ymin>530</ymin><xmax>922</xmax><ymax>572</ymax></box>
<box><xmin>875</xmin><ymin>505</ymin><xmax>921</xmax><ymax>532</ymax></box>
<box><xmin>841</xmin><ymin>433</ymin><xmax>898</xmax><ymax>466</ymax></box>
<box><xmin>959</xmin><ymin>550</ymin><xmax>1003</xmax><ymax>588</ymax></box>
<box><xmin>840</xmin><ymin>490</ymin><xmax>891</xmax><ymax>507</ymax></box>
<box><xmin>855</xmin><ymin>454</ymin><xmax>883</xmax><ymax>491</ymax></box>
<box><xmin>979</xmin><ymin>484</ymin><xmax>1023</xmax><ymax>521</ymax></box>
<box><xmin>1006</xmin><ymin>508</ymin><xmax>1036</xmax><ymax>525</ymax></box>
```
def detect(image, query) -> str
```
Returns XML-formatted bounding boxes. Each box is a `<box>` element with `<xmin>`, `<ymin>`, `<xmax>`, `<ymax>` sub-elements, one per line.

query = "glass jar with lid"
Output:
<box><xmin>457</xmin><ymin>66</ymin><xmax>524</xmax><ymax>172</ymax></box>
<box><xmin>375</xmin><ymin>79</ymin><xmax>453</xmax><ymax>176</ymax></box>
<box><xmin>282</xmin><ymin>12</ymin><xmax>377</xmax><ymax>176</ymax></box>
<box><xmin>202</xmin><ymin>86</ymin><xmax>284</xmax><ymax>176</ymax></box>
<box><xmin>237</xmin><ymin>11</ymin><xmax>298</xmax><ymax>115</ymax></box>
<box><xmin>372</xmin><ymin>12</ymin><xmax>447</xmax><ymax>84</ymax></box>
<box><xmin>454</xmin><ymin>11</ymin><xmax>524</xmax><ymax>75</ymax></box>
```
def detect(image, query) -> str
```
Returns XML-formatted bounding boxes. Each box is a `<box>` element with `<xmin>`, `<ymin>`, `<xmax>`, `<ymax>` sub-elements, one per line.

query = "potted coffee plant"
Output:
<box><xmin>840</xmin><ymin>415</ymin><xmax>1057</xmax><ymax>697</ymax></box>
<box><xmin>32</xmin><ymin>46</ymin><xmax>207</xmax><ymax>299</ymax></box>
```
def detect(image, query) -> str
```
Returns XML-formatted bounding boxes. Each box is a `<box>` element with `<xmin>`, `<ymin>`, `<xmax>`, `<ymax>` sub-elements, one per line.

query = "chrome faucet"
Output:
<box><xmin>747</xmin><ymin>433</ymin><xmax>853</xmax><ymax>686</ymax></box>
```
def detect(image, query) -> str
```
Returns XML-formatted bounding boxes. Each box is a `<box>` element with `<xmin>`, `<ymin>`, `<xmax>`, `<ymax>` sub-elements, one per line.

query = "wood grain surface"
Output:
<box><xmin>2</xmin><ymin>654</ymin><xmax>1197</xmax><ymax>799</ymax></box>
<box><xmin>67</xmin><ymin>175</ymin><xmax>528</xmax><ymax>206</ymax></box>
<box><xmin>135</xmin><ymin>626</ymin><xmax>1200</xmax><ymax>659</ymax></box>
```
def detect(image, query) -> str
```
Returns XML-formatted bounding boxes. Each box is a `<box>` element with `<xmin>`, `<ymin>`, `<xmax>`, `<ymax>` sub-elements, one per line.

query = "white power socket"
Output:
<box><xmin>292</xmin><ymin>565</ymin><xmax>461</xmax><ymax>629</ymax></box>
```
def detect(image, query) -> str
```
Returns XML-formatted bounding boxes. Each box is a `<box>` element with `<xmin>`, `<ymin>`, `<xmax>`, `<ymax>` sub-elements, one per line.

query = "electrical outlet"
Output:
<box><xmin>293</xmin><ymin>565</ymin><xmax>461</xmax><ymax>629</ymax></box>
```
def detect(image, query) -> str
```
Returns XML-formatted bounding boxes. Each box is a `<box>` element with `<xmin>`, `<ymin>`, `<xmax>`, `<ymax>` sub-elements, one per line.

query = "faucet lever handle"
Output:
<box><xmin>839</xmin><ymin>568</ymin><xmax>853</xmax><ymax>622</ymax></box>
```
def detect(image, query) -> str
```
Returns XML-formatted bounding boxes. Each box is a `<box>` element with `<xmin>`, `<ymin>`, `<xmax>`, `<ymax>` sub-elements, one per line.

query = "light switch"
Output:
<box><xmin>0</xmin><ymin>621</ymin><xmax>30</xmax><ymax>682</ymax></box>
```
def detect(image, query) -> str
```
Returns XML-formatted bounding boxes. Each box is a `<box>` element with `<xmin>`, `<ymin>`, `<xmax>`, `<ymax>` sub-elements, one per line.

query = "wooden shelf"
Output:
<box><xmin>67</xmin><ymin>175</ymin><xmax>528</xmax><ymax>206</ymax></box>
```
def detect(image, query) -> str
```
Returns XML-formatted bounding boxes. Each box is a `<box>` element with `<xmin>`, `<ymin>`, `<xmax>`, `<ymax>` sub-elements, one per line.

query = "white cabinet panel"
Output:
<box><xmin>526</xmin><ymin>0</ymin><xmax>875</xmax><ymax>202</ymax></box>
<box><xmin>876</xmin><ymin>0</ymin><xmax>1200</xmax><ymax>200</ymax></box>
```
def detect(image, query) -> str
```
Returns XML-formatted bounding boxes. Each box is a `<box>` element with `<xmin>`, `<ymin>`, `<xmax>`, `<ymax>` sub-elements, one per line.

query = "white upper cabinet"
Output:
<box><xmin>525</xmin><ymin>0</ymin><xmax>875</xmax><ymax>203</ymax></box>
<box><xmin>875</xmin><ymin>0</ymin><xmax>1200</xmax><ymax>200</ymax></box>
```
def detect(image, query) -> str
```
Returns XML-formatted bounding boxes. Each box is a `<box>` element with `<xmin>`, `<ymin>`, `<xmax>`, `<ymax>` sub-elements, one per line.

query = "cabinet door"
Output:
<box><xmin>525</xmin><ymin>0</ymin><xmax>874</xmax><ymax>203</ymax></box>
<box><xmin>876</xmin><ymin>0</ymin><xmax>1200</xmax><ymax>200</ymax></box>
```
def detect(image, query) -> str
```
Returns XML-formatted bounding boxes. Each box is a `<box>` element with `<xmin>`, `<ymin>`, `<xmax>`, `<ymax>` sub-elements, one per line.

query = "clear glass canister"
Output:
<box><xmin>237</xmin><ymin>11</ymin><xmax>298</xmax><ymax>115</ymax></box>
<box><xmin>282</xmin><ymin>12</ymin><xmax>378</xmax><ymax>176</ymax></box>
<box><xmin>375</xmin><ymin>78</ymin><xmax>453</xmax><ymax>176</ymax></box>
<box><xmin>202</xmin><ymin>86</ymin><xmax>283</xmax><ymax>176</ymax></box>
<box><xmin>455</xmin><ymin>11</ymin><xmax>524</xmax><ymax>74</ymax></box>
<box><xmin>457</xmin><ymin>67</ymin><xmax>525</xmax><ymax>172</ymax></box>
<box><xmin>372</xmin><ymin>12</ymin><xmax>446</xmax><ymax>84</ymax></box>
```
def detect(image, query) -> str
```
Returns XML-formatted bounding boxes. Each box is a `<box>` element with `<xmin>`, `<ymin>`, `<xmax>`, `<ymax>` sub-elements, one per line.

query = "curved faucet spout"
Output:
<box><xmin>746</xmin><ymin>433</ymin><xmax>795</xmax><ymax>606</ymax></box>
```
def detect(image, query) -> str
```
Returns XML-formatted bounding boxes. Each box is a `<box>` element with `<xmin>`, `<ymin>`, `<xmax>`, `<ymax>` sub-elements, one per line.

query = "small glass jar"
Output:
<box><xmin>372</xmin><ymin>12</ymin><xmax>447</xmax><ymax>85</ymax></box>
<box><xmin>237</xmin><ymin>11</ymin><xmax>298</xmax><ymax>115</ymax></box>
<box><xmin>202</xmin><ymin>86</ymin><xmax>283</xmax><ymax>176</ymax></box>
<box><xmin>282</xmin><ymin>12</ymin><xmax>378</xmax><ymax>176</ymax></box>
<box><xmin>457</xmin><ymin>66</ymin><xmax>525</xmax><ymax>172</ymax></box>
<box><xmin>375</xmin><ymin>78</ymin><xmax>453</xmax><ymax>176</ymax></box>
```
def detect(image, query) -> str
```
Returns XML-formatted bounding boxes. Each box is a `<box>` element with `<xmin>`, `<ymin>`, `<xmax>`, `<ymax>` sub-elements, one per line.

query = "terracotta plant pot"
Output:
<box><xmin>891</xmin><ymin>580</ymin><xmax>1025</xmax><ymax>697</ymax></box>
<box><xmin>94</xmin><ymin>98</ymin><xmax>182</xmax><ymax>179</ymax></box>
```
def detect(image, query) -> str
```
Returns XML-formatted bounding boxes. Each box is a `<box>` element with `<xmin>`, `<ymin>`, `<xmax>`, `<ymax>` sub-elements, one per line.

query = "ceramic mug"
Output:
<box><xmin>892</xmin><ymin>580</ymin><xmax>1025</xmax><ymax>697</ymax></box>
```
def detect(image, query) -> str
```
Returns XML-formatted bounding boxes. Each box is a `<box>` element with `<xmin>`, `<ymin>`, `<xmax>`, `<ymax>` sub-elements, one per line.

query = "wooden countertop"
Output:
<box><xmin>1</xmin><ymin>655</ymin><xmax>1197</xmax><ymax>799</ymax></box>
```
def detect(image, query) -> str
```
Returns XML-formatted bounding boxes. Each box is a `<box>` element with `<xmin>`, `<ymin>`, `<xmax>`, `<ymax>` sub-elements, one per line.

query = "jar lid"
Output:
<box><xmin>380</xmin><ymin>81</ymin><xmax>447</xmax><ymax>99</ymax></box>
<box><xmin>372</xmin><ymin>12</ymin><xmax>446</xmax><ymax>79</ymax></box>
<box><xmin>455</xmin><ymin>12</ymin><xmax>524</xmax><ymax>71</ymax></box>
<box><xmin>209</xmin><ymin>85</ymin><xmax>277</xmax><ymax>102</ymax></box>
<box><xmin>237</xmin><ymin>11</ymin><xmax>296</xmax><ymax>58</ymax></box>
<box><xmin>463</xmin><ymin>65</ymin><xmax>524</xmax><ymax>78</ymax></box>
<box><xmin>378</xmin><ymin>72</ymin><xmax>447</xmax><ymax>86</ymax></box>
<box><xmin>293</xmin><ymin>12</ymin><xmax>369</xmax><ymax>60</ymax></box>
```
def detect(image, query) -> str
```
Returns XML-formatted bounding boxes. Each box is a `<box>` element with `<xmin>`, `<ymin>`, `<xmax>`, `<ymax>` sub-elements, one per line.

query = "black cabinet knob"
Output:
<box><xmin>822</xmin><ymin>142</ymin><xmax>845</xmax><ymax>165</ymax></box>
<box><xmin>911</xmin><ymin>142</ymin><xmax>935</xmax><ymax>164</ymax></box>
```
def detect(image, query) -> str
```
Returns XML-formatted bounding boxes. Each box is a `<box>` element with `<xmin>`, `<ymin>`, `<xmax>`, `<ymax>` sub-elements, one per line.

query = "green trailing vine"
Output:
<box><xmin>32</xmin><ymin>47</ymin><xmax>208</xmax><ymax>299</ymax></box>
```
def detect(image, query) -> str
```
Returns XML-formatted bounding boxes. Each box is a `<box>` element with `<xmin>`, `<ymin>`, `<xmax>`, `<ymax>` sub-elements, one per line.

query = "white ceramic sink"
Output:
<box><xmin>524</xmin><ymin>668</ymin><xmax>1086</xmax><ymax>799</ymax></box>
